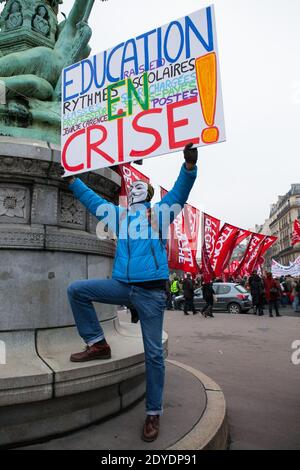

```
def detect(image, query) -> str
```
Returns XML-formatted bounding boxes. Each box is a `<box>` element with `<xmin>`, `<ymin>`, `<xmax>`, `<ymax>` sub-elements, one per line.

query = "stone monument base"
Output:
<box><xmin>0</xmin><ymin>317</ymin><xmax>168</xmax><ymax>448</ymax></box>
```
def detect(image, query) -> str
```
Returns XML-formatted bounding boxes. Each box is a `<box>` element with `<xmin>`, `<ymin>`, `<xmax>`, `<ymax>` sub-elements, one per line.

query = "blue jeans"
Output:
<box><xmin>293</xmin><ymin>295</ymin><xmax>300</xmax><ymax>312</ymax></box>
<box><xmin>67</xmin><ymin>279</ymin><xmax>166</xmax><ymax>416</ymax></box>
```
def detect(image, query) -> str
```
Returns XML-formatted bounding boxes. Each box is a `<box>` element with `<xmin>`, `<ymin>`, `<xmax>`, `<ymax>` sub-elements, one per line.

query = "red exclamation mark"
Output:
<box><xmin>195</xmin><ymin>52</ymin><xmax>219</xmax><ymax>144</ymax></box>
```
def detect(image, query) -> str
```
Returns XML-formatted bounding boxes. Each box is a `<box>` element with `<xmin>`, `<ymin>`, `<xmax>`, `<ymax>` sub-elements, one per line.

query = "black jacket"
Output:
<box><xmin>202</xmin><ymin>283</ymin><xmax>215</xmax><ymax>302</ymax></box>
<box><xmin>183</xmin><ymin>278</ymin><xmax>194</xmax><ymax>300</ymax></box>
<box><xmin>249</xmin><ymin>274</ymin><xmax>264</xmax><ymax>296</ymax></box>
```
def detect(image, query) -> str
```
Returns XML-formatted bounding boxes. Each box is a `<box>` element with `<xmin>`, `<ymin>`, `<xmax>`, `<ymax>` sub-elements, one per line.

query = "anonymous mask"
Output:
<box><xmin>128</xmin><ymin>180</ymin><xmax>148</xmax><ymax>207</ymax></box>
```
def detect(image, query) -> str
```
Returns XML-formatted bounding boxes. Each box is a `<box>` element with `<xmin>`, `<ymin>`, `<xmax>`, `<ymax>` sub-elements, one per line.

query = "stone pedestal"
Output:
<box><xmin>0</xmin><ymin>137</ymin><xmax>167</xmax><ymax>448</ymax></box>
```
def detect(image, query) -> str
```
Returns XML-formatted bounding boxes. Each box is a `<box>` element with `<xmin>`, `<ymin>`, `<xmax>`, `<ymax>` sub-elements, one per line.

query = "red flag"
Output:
<box><xmin>184</xmin><ymin>204</ymin><xmax>200</xmax><ymax>252</ymax></box>
<box><xmin>160</xmin><ymin>187</ymin><xmax>199</xmax><ymax>274</ymax></box>
<box><xmin>257</xmin><ymin>256</ymin><xmax>265</xmax><ymax>269</ymax></box>
<box><xmin>116</xmin><ymin>163</ymin><xmax>150</xmax><ymax>206</ymax></box>
<box><xmin>224</xmin><ymin>260</ymin><xmax>240</xmax><ymax>275</ymax></box>
<box><xmin>203</xmin><ymin>213</ymin><xmax>221</xmax><ymax>260</ymax></box>
<box><xmin>259</xmin><ymin>236</ymin><xmax>277</xmax><ymax>256</ymax></box>
<box><xmin>160</xmin><ymin>187</ymin><xmax>168</xmax><ymax>199</ymax></box>
<box><xmin>241</xmin><ymin>234</ymin><xmax>266</xmax><ymax>276</ymax></box>
<box><xmin>221</xmin><ymin>227</ymin><xmax>252</xmax><ymax>274</ymax></box>
<box><xmin>292</xmin><ymin>219</ymin><xmax>300</xmax><ymax>246</ymax></box>
<box><xmin>201</xmin><ymin>240</ymin><xmax>215</xmax><ymax>283</ymax></box>
<box><xmin>211</xmin><ymin>223</ymin><xmax>240</xmax><ymax>277</ymax></box>
<box><xmin>241</xmin><ymin>235</ymin><xmax>277</xmax><ymax>276</ymax></box>
<box><xmin>233</xmin><ymin>234</ymin><xmax>253</xmax><ymax>278</ymax></box>
<box><xmin>168</xmin><ymin>211</ymin><xmax>199</xmax><ymax>274</ymax></box>
<box><xmin>235</xmin><ymin>229</ymin><xmax>252</xmax><ymax>247</ymax></box>
<box><xmin>200</xmin><ymin>213</ymin><xmax>221</xmax><ymax>282</ymax></box>
<box><xmin>243</xmin><ymin>235</ymin><xmax>277</xmax><ymax>275</ymax></box>
<box><xmin>246</xmin><ymin>237</ymin><xmax>267</xmax><ymax>274</ymax></box>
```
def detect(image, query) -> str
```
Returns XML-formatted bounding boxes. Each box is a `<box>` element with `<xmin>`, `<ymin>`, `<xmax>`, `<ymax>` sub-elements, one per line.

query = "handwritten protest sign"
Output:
<box><xmin>62</xmin><ymin>6</ymin><xmax>225</xmax><ymax>175</ymax></box>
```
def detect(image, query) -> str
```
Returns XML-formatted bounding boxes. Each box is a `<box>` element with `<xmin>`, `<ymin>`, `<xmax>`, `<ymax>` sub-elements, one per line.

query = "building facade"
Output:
<box><xmin>265</xmin><ymin>184</ymin><xmax>300</xmax><ymax>267</ymax></box>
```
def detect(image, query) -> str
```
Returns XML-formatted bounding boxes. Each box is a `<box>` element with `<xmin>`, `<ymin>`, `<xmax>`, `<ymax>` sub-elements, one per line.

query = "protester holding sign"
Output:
<box><xmin>61</xmin><ymin>6</ymin><xmax>225</xmax><ymax>175</ymax></box>
<box><xmin>61</xmin><ymin>143</ymin><xmax>198</xmax><ymax>442</ymax></box>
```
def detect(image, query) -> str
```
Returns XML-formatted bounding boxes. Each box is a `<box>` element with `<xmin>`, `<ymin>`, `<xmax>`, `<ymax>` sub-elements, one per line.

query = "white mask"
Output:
<box><xmin>128</xmin><ymin>180</ymin><xmax>148</xmax><ymax>207</ymax></box>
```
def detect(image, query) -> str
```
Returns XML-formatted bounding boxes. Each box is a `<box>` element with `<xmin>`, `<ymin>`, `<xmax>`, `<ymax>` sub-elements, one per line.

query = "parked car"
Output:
<box><xmin>174</xmin><ymin>283</ymin><xmax>252</xmax><ymax>314</ymax></box>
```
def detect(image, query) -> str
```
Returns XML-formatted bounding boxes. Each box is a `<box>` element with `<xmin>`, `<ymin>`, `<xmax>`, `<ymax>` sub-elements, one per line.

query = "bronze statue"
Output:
<box><xmin>5</xmin><ymin>1</ymin><xmax>23</xmax><ymax>30</ymax></box>
<box><xmin>32</xmin><ymin>5</ymin><xmax>50</xmax><ymax>36</ymax></box>
<box><xmin>0</xmin><ymin>0</ymin><xmax>96</xmax><ymax>144</ymax></box>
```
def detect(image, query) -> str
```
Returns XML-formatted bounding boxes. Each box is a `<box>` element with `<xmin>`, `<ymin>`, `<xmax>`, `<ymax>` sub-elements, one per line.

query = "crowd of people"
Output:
<box><xmin>166</xmin><ymin>273</ymin><xmax>216</xmax><ymax>318</ymax></box>
<box><xmin>164</xmin><ymin>271</ymin><xmax>300</xmax><ymax>318</ymax></box>
<box><xmin>247</xmin><ymin>271</ymin><xmax>300</xmax><ymax>316</ymax></box>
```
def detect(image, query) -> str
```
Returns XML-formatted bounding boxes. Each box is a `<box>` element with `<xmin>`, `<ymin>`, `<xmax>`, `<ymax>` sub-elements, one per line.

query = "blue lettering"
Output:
<box><xmin>164</xmin><ymin>21</ymin><xmax>184</xmax><ymax>63</ymax></box>
<box><xmin>63</xmin><ymin>63</ymin><xmax>80</xmax><ymax>101</ymax></box>
<box><xmin>63</xmin><ymin>9</ymin><xmax>215</xmax><ymax>103</ymax></box>
<box><xmin>107</xmin><ymin>42</ymin><xmax>125</xmax><ymax>83</ymax></box>
<box><xmin>81</xmin><ymin>59</ymin><xmax>94</xmax><ymax>95</ymax></box>
<box><xmin>156</xmin><ymin>27</ymin><xmax>163</xmax><ymax>67</ymax></box>
<box><xmin>185</xmin><ymin>7</ymin><xmax>214</xmax><ymax>58</ymax></box>
<box><xmin>121</xmin><ymin>39</ymin><xmax>139</xmax><ymax>79</ymax></box>
<box><xmin>136</xmin><ymin>29</ymin><xmax>156</xmax><ymax>73</ymax></box>
<box><xmin>93</xmin><ymin>51</ymin><xmax>107</xmax><ymax>89</ymax></box>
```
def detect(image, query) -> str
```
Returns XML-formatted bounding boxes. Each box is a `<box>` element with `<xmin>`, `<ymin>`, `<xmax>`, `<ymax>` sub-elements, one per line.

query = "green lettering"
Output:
<box><xmin>107</xmin><ymin>80</ymin><xmax>126</xmax><ymax>121</ymax></box>
<box><xmin>127</xmin><ymin>72</ymin><xmax>149</xmax><ymax>116</ymax></box>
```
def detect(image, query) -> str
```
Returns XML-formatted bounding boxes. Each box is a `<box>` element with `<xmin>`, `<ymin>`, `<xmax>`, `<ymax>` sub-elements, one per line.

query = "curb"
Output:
<box><xmin>166</xmin><ymin>360</ymin><xmax>229</xmax><ymax>450</ymax></box>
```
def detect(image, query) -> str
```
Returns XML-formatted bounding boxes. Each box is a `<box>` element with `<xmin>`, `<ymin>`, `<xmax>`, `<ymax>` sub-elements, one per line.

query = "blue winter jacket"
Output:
<box><xmin>69</xmin><ymin>163</ymin><xmax>197</xmax><ymax>283</ymax></box>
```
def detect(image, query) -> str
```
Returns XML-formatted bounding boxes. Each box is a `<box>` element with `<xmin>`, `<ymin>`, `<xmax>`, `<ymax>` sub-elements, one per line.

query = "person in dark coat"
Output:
<box><xmin>182</xmin><ymin>273</ymin><xmax>196</xmax><ymax>315</ymax></box>
<box><xmin>264</xmin><ymin>273</ymin><xmax>282</xmax><ymax>317</ymax></box>
<box><xmin>249</xmin><ymin>270</ymin><xmax>265</xmax><ymax>316</ymax></box>
<box><xmin>201</xmin><ymin>282</ymin><xmax>215</xmax><ymax>318</ymax></box>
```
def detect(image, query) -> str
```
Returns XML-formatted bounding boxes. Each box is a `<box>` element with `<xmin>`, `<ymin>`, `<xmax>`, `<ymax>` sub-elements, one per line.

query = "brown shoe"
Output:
<box><xmin>70</xmin><ymin>342</ymin><xmax>111</xmax><ymax>362</ymax></box>
<box><xmin>142</xmin><ymin>415</ymin><xmax>160</xmax><ymax>442</ymax></box>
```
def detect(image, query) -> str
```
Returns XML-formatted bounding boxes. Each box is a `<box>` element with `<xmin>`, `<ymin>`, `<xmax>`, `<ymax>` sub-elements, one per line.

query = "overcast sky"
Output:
<box><xmin>6</xmin><ymin>0</ymin><xmax>300</xmax><ymax>230</ymax></box>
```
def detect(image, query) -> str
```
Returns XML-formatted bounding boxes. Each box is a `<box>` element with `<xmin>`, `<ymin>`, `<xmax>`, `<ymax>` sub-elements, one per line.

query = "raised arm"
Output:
<box><xmin>69</xmin><ymin>178</ymin><xmax>119</xmax><ymax>232</ymax></box>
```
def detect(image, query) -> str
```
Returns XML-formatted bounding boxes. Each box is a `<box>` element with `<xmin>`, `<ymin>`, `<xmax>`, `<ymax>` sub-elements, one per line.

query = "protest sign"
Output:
<box><xmin>62</xmin><ymin>6</ymin><xmax>225</xmax><ymax>175</ymax></box>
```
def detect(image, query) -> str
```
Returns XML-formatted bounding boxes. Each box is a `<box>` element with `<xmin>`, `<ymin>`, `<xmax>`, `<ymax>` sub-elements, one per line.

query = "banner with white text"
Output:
<box><xmin>160</xmin><ymin>187</ymin><xmax>199</xmax><ymax>275</ymax></box>
<box><xmin>271</xmin><ymin>257</ymin><xmax>300</xmax><ymax>277</ymax></box>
